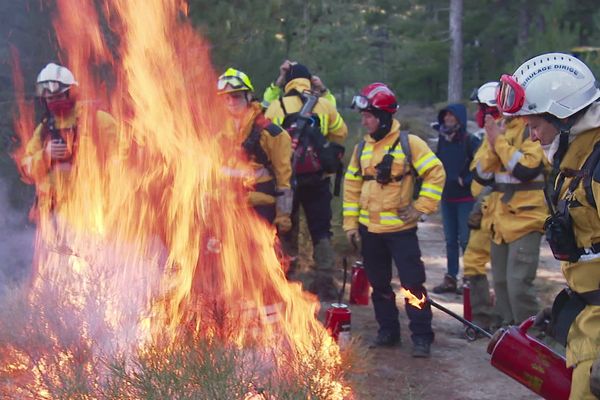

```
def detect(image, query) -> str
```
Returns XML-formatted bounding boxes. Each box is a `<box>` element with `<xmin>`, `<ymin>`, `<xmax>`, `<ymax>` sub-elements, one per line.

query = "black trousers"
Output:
<box><xmin>359</xmin><ymin>224</ymin><xmax>434</xmax><ymax>344</ymax></box>
<box><xmin>283</xmin><ymin>176</ymin><xmax>332</xmax><ymax>248</ymax></box>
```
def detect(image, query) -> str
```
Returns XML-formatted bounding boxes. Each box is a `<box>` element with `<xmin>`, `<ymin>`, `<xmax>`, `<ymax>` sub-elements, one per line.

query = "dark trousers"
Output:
<box><xmin>359</xmin><ymin>224</ymin><xmax>434</xmax><ymax>344</ymax></box>
<box><xmin>282</xmin><ymin>176</ymin><xmax>332</xmax><ymax>254</ymax></box>
<box><xmin>441</xmin><ymin>200</ymin><xmax>475</xmax><ymax>279</ymax></box>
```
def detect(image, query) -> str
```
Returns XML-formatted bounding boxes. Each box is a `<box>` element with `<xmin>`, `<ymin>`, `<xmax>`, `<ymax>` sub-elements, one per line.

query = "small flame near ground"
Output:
<box><xmin>400</xmin><ymin>288</ymin><xmax>427</xmax><ymax>309</ymax></box>
<box><xmin>1</xmin><ymin>0</ymin><xmax>352</xmax><ymax>398</ymax></box>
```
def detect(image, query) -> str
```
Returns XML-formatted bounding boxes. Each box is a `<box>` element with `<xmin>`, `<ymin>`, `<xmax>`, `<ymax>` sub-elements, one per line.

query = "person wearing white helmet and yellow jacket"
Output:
<box><xmin>473</xmin><ymin>71</ymin><xmax>550</xmax><ymax>329</ymax></box>
<box><xmin>21</xmin><ymin>62</ymin><xmax>122</xmax><ymax>220</ymax></box>
<box><xmin>217</xmin><ymin>68</ymin><xmax>293</xmax><ymax>234</ymax></box>
<box><xmin>496</xmin><ymin>53</ymin><xmax>600</xmax><ymax>399</ymax></box>
<box><xmin>461</xmin><ymin>81</ymin><xmax>503</xmax><ymax>333</ymax></box>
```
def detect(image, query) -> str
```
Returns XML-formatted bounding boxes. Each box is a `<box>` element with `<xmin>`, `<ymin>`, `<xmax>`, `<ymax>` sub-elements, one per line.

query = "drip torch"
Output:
<box><xmin>404</xmin><ymin>291</ymin><xmax>573</xmax><ymax>400</ymax></box>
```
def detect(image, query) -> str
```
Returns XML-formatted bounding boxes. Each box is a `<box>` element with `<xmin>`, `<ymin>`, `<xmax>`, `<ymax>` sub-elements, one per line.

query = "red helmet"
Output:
<box><xmin>352</xmin><ymin>82</ymin><xmax>399</xmax><ymax>113</ymax></box>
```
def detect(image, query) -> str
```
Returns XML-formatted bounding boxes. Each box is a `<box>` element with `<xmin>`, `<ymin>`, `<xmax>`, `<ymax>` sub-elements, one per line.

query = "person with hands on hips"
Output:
<box><xmin>343</xmin><ymin>82</ymin><xmax>445</xmax><ymax>357</ymax></box>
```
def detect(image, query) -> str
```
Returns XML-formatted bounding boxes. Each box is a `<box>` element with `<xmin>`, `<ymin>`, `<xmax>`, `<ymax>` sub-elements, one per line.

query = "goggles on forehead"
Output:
<box><xmin>36</xmin><ymin>81</ymin><xmax>70</xmax><ymax>97</ymax></box>
<box><xmin>351</xmin><ymin>95</ymin><xmax>370</xmax><ymax>111</ymax></box>
<box><xmin>496</xmin><ymin>74</ymin><xmax>525</xmax><ymax>114</ymax></box>
<box><xmin>217</xmin><ymin>75</ymin><xmax>249</xmax><ymax>92</ymax></box>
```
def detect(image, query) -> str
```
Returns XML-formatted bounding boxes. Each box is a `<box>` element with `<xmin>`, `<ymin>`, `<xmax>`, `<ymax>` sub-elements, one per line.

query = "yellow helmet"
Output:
<box><xmin>217</xmin><ymin>68</ymin><xmax>254</xmax><ymax>94</ymax></box>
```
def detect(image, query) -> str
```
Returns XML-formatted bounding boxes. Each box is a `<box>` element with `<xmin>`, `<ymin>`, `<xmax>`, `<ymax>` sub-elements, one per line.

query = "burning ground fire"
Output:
<box><xmin>1</xmin><ymin>0</ymin><xmax>351</xmax><ymax>398</ymax></box>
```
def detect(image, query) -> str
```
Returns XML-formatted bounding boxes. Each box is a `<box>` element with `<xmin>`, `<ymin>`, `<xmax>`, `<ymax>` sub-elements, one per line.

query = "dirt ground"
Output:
<box><xmin>314</xmin><ymin>212</ymin><xmax>566</xmax><ymax>400</ymax></box>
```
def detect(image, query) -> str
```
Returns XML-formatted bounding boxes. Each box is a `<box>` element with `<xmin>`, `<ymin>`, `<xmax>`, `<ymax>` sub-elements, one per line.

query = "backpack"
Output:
<box><xmin>279</xmin><ymin>92</ymin><xmax>345</xmax><ymax>177</ymax></box>
<box><xmin>355</xmin><ymin>130</ymin><xmax>423</xmax><ymax>199</ymax></box>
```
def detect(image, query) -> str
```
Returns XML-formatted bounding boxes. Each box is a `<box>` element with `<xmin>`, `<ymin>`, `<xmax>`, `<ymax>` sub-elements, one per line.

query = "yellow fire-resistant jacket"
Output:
<box><xmin>222</xmin><ymin>102</ymin><xmax>292</xmax><ymax>206</ymax></box>
<box><xmin>473</xmin><ymin>117</ymin><xmax>549</xmax><ymax>244</ymax></box>
<box><xmin>343</xmin><ymin>119</ymin><xmax>445</xmax><ymax>233</ymax></box>
<box><xmin>264</xmin><ymin>78</ymin><xmax>347</xmax><ymax>145</ymax></box>
<box><xmin>552</xmin><ymin>104</ymin><xmax>600</xmax><ymax>368</ymax></box>
<box><xmin>21</xmin><ymin>104</ymin><xmax>120</xmax><ymax>212</ymax></box>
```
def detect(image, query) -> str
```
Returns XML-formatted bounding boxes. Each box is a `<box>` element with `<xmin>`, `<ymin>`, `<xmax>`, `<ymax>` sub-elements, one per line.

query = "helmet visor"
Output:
<box><xmin>496</xmin><ymin>74</ymin><xmax>525</xmax><ymax>114</ymax></box>
<box><xmin>351</xmin><ymin>95</ymin><xmax>370</xmax><ymax>111</ymax></box>
<box><xmin>36</xmin><ymin>81</ymin><xmax>70</xmax><ymax>97</ymax></box>
<box><xmin>217</xmin><ymin>76</ymin><xmax>248</xmax><ymax>93</ymax></box>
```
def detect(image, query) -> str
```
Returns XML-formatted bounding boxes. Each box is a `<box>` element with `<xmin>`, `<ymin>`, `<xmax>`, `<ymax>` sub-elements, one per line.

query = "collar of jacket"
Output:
<box><xmin>570</xmin><ymin>102</ymin><xmax>600</xmax><ymax>140</ymax></box>
<box><xmin>284</xmin><ymin>78</ymin><xmax>311</xmax><ymax>95</ymax></box>
<box><xmin>226</xmin><ymin>102</ymin><xmax>263</xmax><ymax>139</ymax></box>
<box><xmin>49</xmin><ymin>103</ymin><xmax>80</xmax><ymax>129</ymax></box>
<box><xmin>364</xmin><ymin>119</ymin><xmax>401</xmax><ymax>143</ymax></box>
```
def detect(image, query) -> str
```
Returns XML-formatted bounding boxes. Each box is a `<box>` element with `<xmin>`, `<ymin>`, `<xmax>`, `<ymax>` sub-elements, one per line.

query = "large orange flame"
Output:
<box><xmin>3</xmin><ymin>0</ymin><xmax>350</xmax><ymax>398</ymax></box>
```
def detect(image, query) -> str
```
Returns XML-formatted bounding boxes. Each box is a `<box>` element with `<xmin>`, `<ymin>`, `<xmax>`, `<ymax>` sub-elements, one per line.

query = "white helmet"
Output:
<box><xmin>35</xmin><ymin>63</ymin><xmax>78</xmax><ymax>97</ymax></box>
<box><xmin>499</xmin><ymin>52</ymin><xmax>600</xmax><ymax>119</ymax></box>
<box><xmin>471</xmin><ymin>81</ymin><xmax>498</xmax><ymax>106</ymax></box>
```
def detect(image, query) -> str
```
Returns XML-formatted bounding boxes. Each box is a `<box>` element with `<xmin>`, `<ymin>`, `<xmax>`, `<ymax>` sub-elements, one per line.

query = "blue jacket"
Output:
<box><xmin>435</xmin><ymin>103</ymin><xmax>481</xmax><ymax>201</ymax></box>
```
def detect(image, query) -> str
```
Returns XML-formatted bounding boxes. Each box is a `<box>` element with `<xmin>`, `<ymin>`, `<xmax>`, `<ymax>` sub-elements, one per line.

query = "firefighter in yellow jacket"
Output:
<box><xmin>21</xmin><ymin>63</ymin><xmax>120</xmax><ymax>219</ymax></box>
<box><xmin>343</xmin><ymin>83</ymin><xmax>445</xmax><ymax>357</ymax></box>
<box><xmin>497</xmin><ymin>53</ymin><xmax>600</xmax><ymax>399</ymax></box>
<box><xmin>473</xmin><ymin>92</ymin><xmax>549</xmax><ymax>327</ymax></box>
<box><xmin>265</xmin><ymin>63</ymin><xmax>347</xmax><ymax>300</ymax></box>
<box><xmin>462</xmin><ymin>81</ymin><xmax>502</xmax><ymax>332</ymax></box>
<box><xmin>217</xmin><ymin>68</ymin><xmax>292</xmax><ymax>233</ymax></box>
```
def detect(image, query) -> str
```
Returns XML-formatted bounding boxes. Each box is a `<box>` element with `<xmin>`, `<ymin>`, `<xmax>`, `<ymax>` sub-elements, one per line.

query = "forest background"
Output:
<box><xmin>0</xmin><ymin>0</ymin><xmax>599</xmax><ymax>211</ymax></box>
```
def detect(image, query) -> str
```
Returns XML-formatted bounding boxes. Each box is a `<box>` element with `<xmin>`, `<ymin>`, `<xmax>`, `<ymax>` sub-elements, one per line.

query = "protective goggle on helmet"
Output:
<box><xmin>217</xmin><ymin>68</ymin><xmax>254</xmax><ymax>94</ymax></box>
<box><xmin>495</xmin><ymin>74</ymin><xmax>525</xmax><ymax>114</ymax></box>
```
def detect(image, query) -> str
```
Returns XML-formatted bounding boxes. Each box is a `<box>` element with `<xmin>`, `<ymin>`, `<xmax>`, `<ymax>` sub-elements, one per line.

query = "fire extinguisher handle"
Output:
<box><xmin>518</xmin><ymin>316</ymin><xmax>536</xmax><ymax>333</ymax></box>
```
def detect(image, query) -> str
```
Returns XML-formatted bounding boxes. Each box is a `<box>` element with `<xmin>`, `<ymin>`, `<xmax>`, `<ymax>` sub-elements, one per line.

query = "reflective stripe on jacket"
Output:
<box><xmin>343</xmin><ymin>119</ymin><xmax>445</xmax><ymax>233</ymax></box>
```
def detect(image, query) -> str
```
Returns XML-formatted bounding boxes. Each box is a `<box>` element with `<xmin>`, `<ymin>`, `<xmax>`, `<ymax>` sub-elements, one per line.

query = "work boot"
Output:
<box><xmin>308</xmin><ymin>274</ymin><xmax>339</xmax><ymax>301</ymax></box>
<box><xmin>432</xmin><ymin>274</ymin><xmax>457</xmax><ymax>294</ymax></box>
<box><xmin>411</xmin><ymin>337</ymin><xmax>431</xmax><ymax>358</ymax></box>
<box><xmin>369</xmin><ymin>331</ymin><xmax>401</xmax><ymax>348</ymax></box>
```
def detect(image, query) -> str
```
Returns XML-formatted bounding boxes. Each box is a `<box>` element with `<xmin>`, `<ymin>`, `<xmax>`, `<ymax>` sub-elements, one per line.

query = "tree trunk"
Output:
<box><xmin>447</xmin><ymin>0</ymin><xmax>463</xmax><ymax>102</ymax></box>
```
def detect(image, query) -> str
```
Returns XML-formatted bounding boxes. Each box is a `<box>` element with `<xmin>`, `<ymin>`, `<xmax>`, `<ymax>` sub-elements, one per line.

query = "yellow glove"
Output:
<box><xmin>248</xmin><ymin>191</ymin><xmax>276</xmax><ymax>206</ymax></box>
<box><xmin>274</xmin><ymin>214</ymin><xmax>292</xmax><ymax>234</ymax></box>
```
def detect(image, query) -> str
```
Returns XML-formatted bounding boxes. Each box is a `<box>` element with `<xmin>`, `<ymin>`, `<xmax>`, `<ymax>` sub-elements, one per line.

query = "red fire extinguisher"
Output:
<box><xmin>324</xmin><ymin>258</ymin><xmax>351</xmax><ymax>348</ymax></box>
<box><xmin>350</xmin><ymin>261</ymin><xmax>369</xmax><ymax>305</ymax></box>
<box><xmin>487</xmin><ymin>317</ymin><xmax>572</xmax><ymax>400</ymax></box>
<box><xmin>325</xmin><ymin>303</ymin><xmax>351</xmax><ymax>348</ymax></box>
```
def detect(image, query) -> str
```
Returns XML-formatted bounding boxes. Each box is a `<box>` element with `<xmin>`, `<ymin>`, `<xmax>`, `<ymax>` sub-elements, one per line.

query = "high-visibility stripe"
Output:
<box><xmin>494</xmin><ymin>172</ymin><xmax>544</xmax><ymax>184</ymax></box>
<box><xmin>318</xmin><ymin>114</ymin><xmax>329</xmax><ymax>136</ymax></box>
<box><xmin>380</xmin><ymin>211</ymin><xmax>404</xmax><ymax>225</ymax></box>
<box><xmin>273</xmin><ymin>117</ymin><xmax>284</xmax><ymax>126</ymax></box>
<box><xmin>360</xmin><ymin>145</ymin><xmax>374</xmax><ymax>162</ymax></box>
<box><xmin>358</xmin><ymin>209</ymin><xmax>369</xmax><ymax>225</ymax></box>
<box><xmin>344</xmin><ymin>171</ymin><xmax>363</xmax><ymax>181</ymax></box>
<box><xmin>476</xmin><ymin>161</ymin><xmax>494</xmax><ymax>180</ymax></box>
<box><xmin>414</xmin><ymin>152</ymin><xmax>440</xmax><ymax>175</ymax></box>
<box><xmin>419</xmin><ymin>183</ymin><xmax>443</xmax><ymax>200</ymax></box>
<box><xmin>343</xmin><ymin>202</ymin><xmax>360</xmax><ymax>216</ymax></box>
<box><xmin>330</xmin><ymin>113</ymin><xmax>343</xmax><ymax>131</ymax></box>
<box><xmin>507</xmin><ymin>151</ymin><xmax>524</xmax><ymax>172</ymax></box>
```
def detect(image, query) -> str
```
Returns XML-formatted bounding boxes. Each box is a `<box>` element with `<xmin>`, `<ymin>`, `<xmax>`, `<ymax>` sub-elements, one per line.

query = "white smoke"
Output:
<box><xmin>0</xmin><ymin>179</ymin><xmax>34</xmax><ymax>295</ymax></box>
